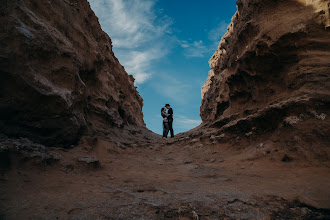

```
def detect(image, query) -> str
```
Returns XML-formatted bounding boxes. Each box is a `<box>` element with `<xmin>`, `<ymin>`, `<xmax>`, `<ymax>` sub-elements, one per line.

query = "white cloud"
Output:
<box><xmin>179</xmin><ymin>21</ymin><xmax>228</xmax><ymax>58</ymax></box>
<box><xmin>180</xmin><ymin>39</ymin><xmax>210</xmax><ymax>58</ymax></box>
<box><xmin>116</xmin><ymin>48</ymin><xmax>162</xmax><ymax>84</ymax></box>
<box><xmin>179</xmin><ymin>40</ymin><xmax>190</xmax><ymax>48</ymax></box>
<box><xmin>134</xmin><ymin>73</ymin><xmax>151</xmax><ymax>84</ymax></box>
<box><xmin>88</xmin><ymin>0</ymin><xmax>173</xmax><ymax>84</ymax></box>
<box><xmin>208</xmin><ymin>21</ymin><xmax>228</xmax><ymax>45</ymax></box>
<box><xmin>175</xmin><ymin>115</ymin><xmax>202</xmax><ymax>130</ymax></box>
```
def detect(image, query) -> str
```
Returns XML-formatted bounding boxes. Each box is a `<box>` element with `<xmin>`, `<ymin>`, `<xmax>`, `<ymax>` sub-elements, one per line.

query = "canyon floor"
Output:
<box><xmin>0</xmin><ymin>130</ymin><xmax>330</xmax><ymax>220</ymax></box>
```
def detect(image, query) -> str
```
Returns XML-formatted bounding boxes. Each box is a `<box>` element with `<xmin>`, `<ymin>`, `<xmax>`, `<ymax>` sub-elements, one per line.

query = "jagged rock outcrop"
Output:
<box><xmin>201</xmin><ymin>0</ymin><xmax>330</xmax><ymax>139</ymax></box>
<box><xmin>0</xmin><ymin>0</ymin><xmax>145</xmax><ymax>147</ymax></box>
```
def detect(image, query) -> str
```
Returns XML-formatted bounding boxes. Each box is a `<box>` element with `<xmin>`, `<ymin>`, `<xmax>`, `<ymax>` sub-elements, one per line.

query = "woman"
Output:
<box><xmin>161</xmin><ymin>107</ymin><xmax>170</xmax><ymax>139</ymax></box>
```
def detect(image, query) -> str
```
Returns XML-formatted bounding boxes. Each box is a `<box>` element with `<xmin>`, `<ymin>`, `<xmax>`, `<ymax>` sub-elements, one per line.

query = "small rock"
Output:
<box><xmin>184</xmin><ymin>159</ymin><xmax>193</xmax><ymax>164</ymax></box>
<box><xmin>192</xmin><ymin>210</ymin><xmax>199</xmax><ymax>220</ymax></box>
<box><xmin>248</xmin><ymin>199</ymin><xmax>257</xmax><ymax>206</ymax></box>
<box><xmin>191</xmin><ymin>139</ymin><xmax>198</xmax><ymax>143</ymax></box>
<box><xmin>284</xmin><ymin>116</ymin><xmax>300</xmax><ymax>125</ymax></box>
<box><xmin>178</xmin><ymin>206</ymin><xmax>189</xmax><ymax>214</ymax></box>
<box><xmin>263</xmin><ymin>150</ymin><xmax>271</xmax><ymax>156</ymax></box>
<box><xmin>78</xmin><ymin>156</ymin><xmax>100</xmax><ymax>167</ymax></box>
<box><xmin>218</xmin><ymin>134</ymin><xmax>225</xmax><ymax>138</ymax></box>
<box><xmin>210</xmin><ymin>135</ymin><xmax>216</xmax><ymax>141</ymax></box>
<box><xmin>240</xmin><ymin>166</ymin><xmax>245</xmax><ymax>169</ymax></box>
<box><xmin>218</xmin><ymin>159</ymin><xmax>224</xmax><ymax>162</ymax></box>
<box><xmin>212</xmin><ymin>151</ymin><xmax>218</xmax><ymax>154</ymax></box>
<box><xmin>311</xmin><ymin>111</ymin><xmax>327</xmax><ymax>120</ymax></box>
<box><xmin>209</xmin><ymin>159</ymin><xmax>216</xmax><ymax>163</ymax></box>
<box><xmin>300</xmin><ymin>207</ymin><xmax>310</xmax><ymax>215</ymax></box>
<box><xmin>197</xmin><ymin>144</ymin><xmax>204</xmax><ymax>148</ymax></box>
<box><xmin>82</xmin><ymin>145</ymin><xmax>92</xmax><ymax>151</ymax></box>
<box><xmin>211</xmin><ymin>141</ymin><xmax>217</xmax><ymax>145</ymax></box>
<box><xmin>245</xmin><ymin>132</ymin><xmax>252</xmax><ymax>137</ymax></box>
<box><xmin>318</xmin><ymin>113</ymin><xmax>326</xmax><ymax>120</ymax></box>
<box><xmin>116</xmin><ymin>142</ymin><xmax>126</xmax><ymax>149</ymax></box>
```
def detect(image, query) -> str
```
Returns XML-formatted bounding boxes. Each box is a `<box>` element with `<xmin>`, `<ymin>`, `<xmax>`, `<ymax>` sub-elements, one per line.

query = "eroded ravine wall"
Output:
<box><xmin>201</xmin><ymin>0</ymin><xmax>330</xmax><ymax>131</ymax></box>
<box><xmin>0</xmin><ymin>0</ymin><xmax>145</xmax><ymax>146</ymax></box>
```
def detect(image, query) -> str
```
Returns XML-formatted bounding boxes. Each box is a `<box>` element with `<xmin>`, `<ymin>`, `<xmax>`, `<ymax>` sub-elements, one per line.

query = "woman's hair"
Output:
<box><xmin>161</xmin><ymin>107</ymin><xmax>166</xmax><ymax>113</ymax></box>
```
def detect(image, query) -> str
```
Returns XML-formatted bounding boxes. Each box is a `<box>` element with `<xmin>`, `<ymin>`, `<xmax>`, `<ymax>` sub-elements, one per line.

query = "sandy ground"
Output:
<box><xmin>0</xmin><ymin>134</ymin><xmax>330</xmax><ymax>219</ymax></box>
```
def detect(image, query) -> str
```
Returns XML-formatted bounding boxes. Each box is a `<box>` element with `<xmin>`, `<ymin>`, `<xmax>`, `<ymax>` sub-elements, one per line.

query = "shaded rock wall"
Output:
<box><xmin>0</xmin><ymin>0</ymin><xmax>145</xmax><ymax>146</ymax></box>
<box><xmin>201</xmin><ymin>0</ymin><xmax>330</xmax><ymax>134</ymax></box>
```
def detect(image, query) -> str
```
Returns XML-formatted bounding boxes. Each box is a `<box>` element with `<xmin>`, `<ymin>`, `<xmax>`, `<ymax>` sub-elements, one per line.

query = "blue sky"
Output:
<box><xmin>88</xmin><ymin>0</ymin><xmax>237</xmax><ymax>135</ymax></box>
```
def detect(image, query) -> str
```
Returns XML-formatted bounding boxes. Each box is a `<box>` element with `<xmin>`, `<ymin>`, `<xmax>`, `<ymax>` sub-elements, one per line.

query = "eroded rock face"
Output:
<box><xmin>0</xmin><ymin>0</ymin><xmax>145</xmax><ymax>146</ymax></box>
<box><xmin>201</xmin><ymin>0</ymin><xmax>330</xmax><ymax>132</ymax></box>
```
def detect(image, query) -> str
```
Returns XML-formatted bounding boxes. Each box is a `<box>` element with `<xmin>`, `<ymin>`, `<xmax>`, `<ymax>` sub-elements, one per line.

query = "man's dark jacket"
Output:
<box><xmin>168</xmin><ymin>108</ymin><xmax>173</xmax><ymax>120</ymax></box>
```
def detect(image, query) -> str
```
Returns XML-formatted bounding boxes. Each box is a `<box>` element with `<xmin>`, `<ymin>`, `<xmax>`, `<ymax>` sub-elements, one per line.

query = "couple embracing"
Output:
<box><xmin>161</xmin><ymin>104</ymin><xmax>174</xmax><ymax>139</ymax></box>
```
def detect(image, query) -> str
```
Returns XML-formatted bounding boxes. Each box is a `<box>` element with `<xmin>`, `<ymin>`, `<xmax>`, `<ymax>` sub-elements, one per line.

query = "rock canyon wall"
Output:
<box><xmin>1</xmin><ymin>0</ymin><xmax>329</xmax><ymax>149</ymax></box>
<box><xmin>0</xmin><ymin>0</ymin><xmax>145</xmax><ymax>147</ymax></box>
<box><xmin>201</xmin><ymin>0</ymin><xmax>329</xmax><ymax>146</ymax></box>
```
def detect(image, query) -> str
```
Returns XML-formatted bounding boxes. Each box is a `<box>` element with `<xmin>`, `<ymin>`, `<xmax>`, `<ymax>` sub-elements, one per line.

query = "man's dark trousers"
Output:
<box><xmin>168</xmin><ymin>119</ymin><xmax>174</xmax><ymax>138</ymax></box>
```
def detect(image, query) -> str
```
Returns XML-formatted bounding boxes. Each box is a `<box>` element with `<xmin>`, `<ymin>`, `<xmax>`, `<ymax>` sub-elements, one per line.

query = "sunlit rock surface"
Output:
<box><xmin>201</xmin><ymin>0</ymin><xmax>329</xmax><ymax>140</ymax></box>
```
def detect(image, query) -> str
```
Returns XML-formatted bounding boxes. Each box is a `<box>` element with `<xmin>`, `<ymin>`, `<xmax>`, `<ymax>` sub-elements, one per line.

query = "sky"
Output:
<box><xmin>88</xmin><ymin>0</ymin><xmax>237</xmax><ymax>135</ymax></box>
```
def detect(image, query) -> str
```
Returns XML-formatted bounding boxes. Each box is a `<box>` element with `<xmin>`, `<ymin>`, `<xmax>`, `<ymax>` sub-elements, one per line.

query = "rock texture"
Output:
<box><xmin>201</xmin><ymin>0</ymin><xmax>330</xmax><ymax>141</ymax></box>
<box><xmin>0</xmin><ymin>0</ymin><xmax>145</xmax><ymax>147</ymax></box>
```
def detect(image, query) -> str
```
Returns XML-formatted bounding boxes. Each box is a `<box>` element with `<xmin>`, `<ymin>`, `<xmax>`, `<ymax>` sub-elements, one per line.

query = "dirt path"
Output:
<box><xmin>1</xmin><ymin>135</ymin><xmax>330</xmax><ymax>219</ymax></box>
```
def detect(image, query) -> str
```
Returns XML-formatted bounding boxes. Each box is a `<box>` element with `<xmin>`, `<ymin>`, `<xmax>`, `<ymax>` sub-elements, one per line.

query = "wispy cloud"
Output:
<box><xmin>175</xmin><ymin>115</ymin><xmax>202</xmax><ymax>130</ymax></box>
<box><xmin>208</xmin><ymin>21</ymin><xmax>228</xmax><ymax>46</ymax></box>
<box><xmin>88</xmin><ymin>0</ymin><xmax>173</xmax><ymax>84</ymax></box>
<box><xmin>179</xmin><ymin>21</ymin><xmax>228</xmax><ymax>58</ymax></box>
<box><xmin>180</xmin><ymin>40</ymin><xmax>210</xmax><ymax>58</ymax></box>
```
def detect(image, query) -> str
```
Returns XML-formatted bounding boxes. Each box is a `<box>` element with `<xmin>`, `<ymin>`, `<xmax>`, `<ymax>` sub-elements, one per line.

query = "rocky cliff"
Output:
<box><xmin>201</xmin><ymin>0</ymin><xmax>329</xmax><ymax>143</ymax></box>
<box><xmin>0</xmin><ymin>0</ymin><xmax>145</xmax><ymax>147</ymax></box>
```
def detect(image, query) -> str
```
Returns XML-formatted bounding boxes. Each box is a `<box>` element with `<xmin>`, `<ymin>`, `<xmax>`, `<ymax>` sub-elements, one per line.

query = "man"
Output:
<box><xmin>165</xmin><ymin>104</ymin><xmax>174</xmax><ymax>138</ymax></box>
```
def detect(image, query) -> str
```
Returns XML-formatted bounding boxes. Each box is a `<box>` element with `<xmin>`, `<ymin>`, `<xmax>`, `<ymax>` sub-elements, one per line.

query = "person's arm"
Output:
<box><xmin>168</xmin><ymin>108</ymin><xmax>173</xmax><ymax>116</ymax></box>
<box><xmin>162</xmin><ymin>112</ymin><xmax>170</xmax><ymax>117</ymax></box>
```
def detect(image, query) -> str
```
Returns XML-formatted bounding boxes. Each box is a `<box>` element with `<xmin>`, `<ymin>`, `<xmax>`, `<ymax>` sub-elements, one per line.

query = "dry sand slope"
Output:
<box><xmin>0</xmin><ymin>130</ymin><xmax>330</xmax><ymax>219</ymax></box>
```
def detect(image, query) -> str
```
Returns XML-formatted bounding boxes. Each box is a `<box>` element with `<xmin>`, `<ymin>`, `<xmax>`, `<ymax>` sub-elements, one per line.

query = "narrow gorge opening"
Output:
<box><xmin>88</xmin><ymin>0</ymin><xmax>237</xmax><ymax>135</ymax></box>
